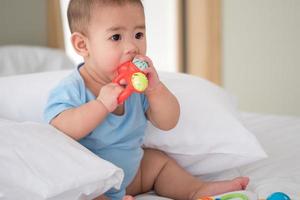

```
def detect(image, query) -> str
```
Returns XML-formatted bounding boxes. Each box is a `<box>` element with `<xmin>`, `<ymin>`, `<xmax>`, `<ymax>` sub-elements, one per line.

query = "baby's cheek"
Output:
<box><xmin>100</xmin><ymin>56</ymin><xmax>120</xmax><ymax>71</ymax></box>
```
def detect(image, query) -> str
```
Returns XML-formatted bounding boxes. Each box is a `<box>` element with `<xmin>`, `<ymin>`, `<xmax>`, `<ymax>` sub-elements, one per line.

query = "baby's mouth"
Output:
<box><xmin>119</xmin><ymin>79</ymin><xmax>127</xmax><ymax>87</ymax></box>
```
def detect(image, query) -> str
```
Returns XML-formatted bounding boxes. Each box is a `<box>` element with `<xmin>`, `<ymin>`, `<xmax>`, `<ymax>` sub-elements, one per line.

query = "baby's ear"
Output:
<box><xmin>71</xmin><ymin>32</ymin><xmax>89</xmax><ymax>57</ymax></box>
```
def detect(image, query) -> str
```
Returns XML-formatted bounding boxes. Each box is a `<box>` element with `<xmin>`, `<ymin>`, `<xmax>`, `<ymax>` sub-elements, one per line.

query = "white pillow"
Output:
<box><xmin>143</xmin><ymin>72</ymin><xmax>267</xmax><ymax>174</ymax></box>
<box><xmin>0</xmin><ymin>71</ymin><xmax>267</xmax><ymax>175</ymax></box>
<box><xmin>0</xmin><ymin>45</ymin><xmax>75</xmax><ymax>77</ymax></box>
<box><xmin>0</xmin><ymin>70</ymin><xmax>71</xmax><ymax>123</ymax></box>
<box><xmin>0</xmin><ymin>119</ymin><xmax>123</xmax><ymax>200</ymax></box>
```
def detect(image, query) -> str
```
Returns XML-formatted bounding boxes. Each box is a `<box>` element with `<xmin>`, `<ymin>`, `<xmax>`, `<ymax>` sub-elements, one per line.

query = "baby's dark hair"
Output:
<box><xmin>67</xmin><ymin>0</ymin><xmax>143</xmax><ymax>34</ymax></box>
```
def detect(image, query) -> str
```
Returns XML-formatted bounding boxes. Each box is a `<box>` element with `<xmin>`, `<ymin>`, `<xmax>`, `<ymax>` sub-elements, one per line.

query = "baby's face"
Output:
<box><xmin>85</xmin><ymin>3</ymin><xmax>146</xmax><ymax>79</ymax></box>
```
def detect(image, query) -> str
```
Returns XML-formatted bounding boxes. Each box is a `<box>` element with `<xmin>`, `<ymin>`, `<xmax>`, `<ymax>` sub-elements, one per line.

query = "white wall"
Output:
<box><xmin>61</xmin><ymin>0</ymin><xmax>179</xmax><ymax>72</ymax></box>
<box><xmin>143</xmin><ymin>0</ymin><xmax>178</xmax><ymax>72</ymax></box>
<box><xmin>222</xmin><ymin>0</ymin><xmax>300</xmax><ymax>116</ymax></box>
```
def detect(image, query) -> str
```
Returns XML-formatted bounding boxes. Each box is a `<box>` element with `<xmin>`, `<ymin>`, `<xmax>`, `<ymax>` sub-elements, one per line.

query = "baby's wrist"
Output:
<box><xmin>145</xmin><ymin>81</ymin><xmax>164</xmax><ymax>96</ymax></box>
<box><xmin>95</xmin><ymin>98</ymin><xmax>110</xmax><ymax>113</ymax></box>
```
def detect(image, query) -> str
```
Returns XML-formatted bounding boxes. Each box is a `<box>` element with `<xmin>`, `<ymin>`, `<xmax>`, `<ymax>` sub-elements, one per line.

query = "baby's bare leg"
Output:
<box><xmin>126</xmin><ymin>148</ymin><xmax>204</xmax><ymax>199</ymax></box>
<box><xmin>126</xmin><ymin>148</ymin><xmax>249</xmax><ymax>200</ymax></box>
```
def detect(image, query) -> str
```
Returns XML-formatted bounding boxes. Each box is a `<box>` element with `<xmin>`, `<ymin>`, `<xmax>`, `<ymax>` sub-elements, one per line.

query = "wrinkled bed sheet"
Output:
<box><xmin>136</xmin><ymin>112</ymin><xmax>300</xmax><ymax>199</ymax></box>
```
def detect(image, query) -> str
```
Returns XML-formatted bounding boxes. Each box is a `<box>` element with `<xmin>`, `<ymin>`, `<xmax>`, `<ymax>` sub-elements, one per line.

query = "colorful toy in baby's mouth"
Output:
<box><xmin>113</xmin><ymin>58</ymin><xmax>148</xmax><ymax>104</ymax></box>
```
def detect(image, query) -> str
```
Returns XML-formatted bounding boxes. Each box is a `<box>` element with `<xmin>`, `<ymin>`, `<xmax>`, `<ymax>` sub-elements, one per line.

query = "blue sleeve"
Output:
<box><xmin>141</xmin><ymin>94</ymin><xmax>149</xmax><ymax>113</ymax></box>
<box><xmin>44</xmin><ymin>79</ymin><xmax>83</xmax><ymax>124</ymax></box>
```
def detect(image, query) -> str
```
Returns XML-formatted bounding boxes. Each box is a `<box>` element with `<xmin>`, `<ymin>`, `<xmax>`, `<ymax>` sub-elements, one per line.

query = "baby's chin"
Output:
<box><xmin>106</xmin><ymin>71</ymin><xmax>118</xmax><ymax>81</ymax></box>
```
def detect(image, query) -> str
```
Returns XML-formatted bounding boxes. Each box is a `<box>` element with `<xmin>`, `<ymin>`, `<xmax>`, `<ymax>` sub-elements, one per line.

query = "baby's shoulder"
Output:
<box><xmin>54</xmin><ymin>70</ymin><xmax>84</xmax><ymax>91</ymax></box>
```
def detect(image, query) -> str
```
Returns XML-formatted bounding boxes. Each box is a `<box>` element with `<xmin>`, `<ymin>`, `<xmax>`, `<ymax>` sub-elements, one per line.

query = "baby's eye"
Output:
<box><xmin>135</xmin><ymin>32</ymin><xmax>144</xmax><ymax>39</ymax></box>
<box><xmin>111</xmin><ymin>34</ymin><xmax>121</xmax><ymax>41</ymax></box>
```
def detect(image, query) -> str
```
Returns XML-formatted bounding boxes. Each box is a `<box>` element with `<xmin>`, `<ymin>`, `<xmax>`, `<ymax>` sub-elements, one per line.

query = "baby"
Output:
<box><xmin>44</xmin><ymin>0</ymin><xmax>249</xmax><ymax>200</ymax></box>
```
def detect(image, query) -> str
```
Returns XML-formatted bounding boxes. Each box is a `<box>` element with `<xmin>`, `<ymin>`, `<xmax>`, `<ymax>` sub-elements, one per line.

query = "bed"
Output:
<box><xmin>0</xmin><ymin>45</ymin><xmax>74</xmax><ymax>77</ymax></box>
<box><xmin>136</xmin><ymin>112</ymin><xmax>300</xmax><ymax>200</ymax></box>
<box><xmin>0</xmin><ymin>46</ymin><xmax>299</xmax><ymax>200</ymax></box>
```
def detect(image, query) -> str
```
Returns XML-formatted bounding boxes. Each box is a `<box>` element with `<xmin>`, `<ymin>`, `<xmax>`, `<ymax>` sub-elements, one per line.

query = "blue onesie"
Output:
<box><xmin>44</xmin><ymin>64</ymin><xmax>149</xmax><ymax>200</ymax></box>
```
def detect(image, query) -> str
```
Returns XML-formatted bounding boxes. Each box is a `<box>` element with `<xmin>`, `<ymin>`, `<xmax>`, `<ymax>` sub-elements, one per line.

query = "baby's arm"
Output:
<box><xmin>137</xmin><ymin>56</ymin><xmax>180</xmax><ymax>131</ymax></box>
<box><xmin>51</xmin><ymin>83</ymin><xmax>123</xmax><ymax>140</ymax></box>
<box><xmin>146</xmin><ymin>82</ymin><xmax>180</xmax><ymax>131</ymax></box>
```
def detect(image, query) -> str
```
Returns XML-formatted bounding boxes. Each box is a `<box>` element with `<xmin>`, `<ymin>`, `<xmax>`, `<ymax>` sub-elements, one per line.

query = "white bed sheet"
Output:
<box><xmin>135</xmin><ymin>112</ymin><xmax>300</xmax><ymax>200</ymax></box>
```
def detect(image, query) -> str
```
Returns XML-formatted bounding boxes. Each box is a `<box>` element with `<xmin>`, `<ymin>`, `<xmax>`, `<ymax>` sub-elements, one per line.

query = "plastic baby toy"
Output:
<box><xmin>198</xmin><ymin>193</ymin><xmax>249</xmax><ymax>200</ymax></box>
<box><xmin>266</xmin><ymin>192</ymin><xmax>291</xmax><ymax>200</ymax></box>
<box><xmin>113</xmin><ymin>58</ymin><xmax>148</xmax><ymax>104</ymax></box>
<box><xmin>198</xmin><ymin>191</ymin><xmax>258</xmax><ymax>200</ymax></box>
<box><xmin>198</xmin><ymin>191</ymin><xmax>291</xmax><ymax>200</ymax></box>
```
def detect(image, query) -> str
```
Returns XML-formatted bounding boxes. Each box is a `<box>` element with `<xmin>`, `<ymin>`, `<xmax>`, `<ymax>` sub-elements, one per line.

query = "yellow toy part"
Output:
<box><xmin>131</xmin><ymin>72</ymin><xmax>148</xmax><ymax>92</ymax></box>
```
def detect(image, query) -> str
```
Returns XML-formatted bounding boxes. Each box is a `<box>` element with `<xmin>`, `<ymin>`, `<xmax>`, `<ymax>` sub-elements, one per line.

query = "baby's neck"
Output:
<box><xmin>79</xmin><ymin>64</ymin><xmax>107</xmax><ymax>97</ymax></box>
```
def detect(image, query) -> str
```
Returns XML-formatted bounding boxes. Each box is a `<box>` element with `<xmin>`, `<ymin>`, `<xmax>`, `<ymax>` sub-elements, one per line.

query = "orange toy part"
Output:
<box><xmin>113</xmin><ymin>61</ymin><xmax>148</xmax><ymax>104</ymax></box>
<box><xmin>198</xmin><ymin>197</ymin><xmax>214</xmax><ymax>200</ymax></box>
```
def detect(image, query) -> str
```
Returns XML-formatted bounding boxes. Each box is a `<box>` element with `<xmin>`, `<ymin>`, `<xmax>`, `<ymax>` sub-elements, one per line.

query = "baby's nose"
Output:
<box><xmin>125</xmin><ymin>41</ymin><xmax>139</xmax><ymax>56</ymax></box>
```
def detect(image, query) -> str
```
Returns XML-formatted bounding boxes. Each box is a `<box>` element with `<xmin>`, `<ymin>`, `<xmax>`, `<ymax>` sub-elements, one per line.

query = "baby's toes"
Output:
<box><xmin>233</xmin><ymin>177</ymin><xmax>249</xmax><ymax>190</ymax></box>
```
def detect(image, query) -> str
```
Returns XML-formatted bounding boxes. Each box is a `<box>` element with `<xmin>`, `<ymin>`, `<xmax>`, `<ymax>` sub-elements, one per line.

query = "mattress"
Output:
<box><xmin>135</xmin><ymin>112</ymin><xmax>300</xmax><ymax>200</ymax></box>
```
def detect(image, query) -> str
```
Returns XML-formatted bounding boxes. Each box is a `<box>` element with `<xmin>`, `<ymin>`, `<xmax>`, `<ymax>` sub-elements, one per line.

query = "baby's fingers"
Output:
<box><xmin>112</xmin><ymin>84</ymin><xmax>124</xmax><ymax>95</ymax></box>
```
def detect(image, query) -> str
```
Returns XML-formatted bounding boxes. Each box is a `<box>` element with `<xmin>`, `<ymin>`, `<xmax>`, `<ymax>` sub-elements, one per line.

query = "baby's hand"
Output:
<box><xmin>134</xmin><ymin>55</ymin><xmax>161</xmax><ymax>92</ymax></box>
<box><xmin>97</xmin><ymin>83</ymin><xmax>124</xmax><ymax>112</ymax></box>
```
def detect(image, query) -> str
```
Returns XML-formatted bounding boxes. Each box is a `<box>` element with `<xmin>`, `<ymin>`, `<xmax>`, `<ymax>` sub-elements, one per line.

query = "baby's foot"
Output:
<box><xmin>123</xmin><ymin>195</ymin><xmax>134</xmax><ymax>200</ymax></box>
<box><xmin>190</xmin><ymin>176</ymin><xmax>249</xmax><ymax>200</ymax></box>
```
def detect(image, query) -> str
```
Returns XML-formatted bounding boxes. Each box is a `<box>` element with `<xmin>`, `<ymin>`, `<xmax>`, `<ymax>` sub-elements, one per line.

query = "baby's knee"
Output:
<box><xmin>144</xmin><ymin>148</ymin><xmax>170</xmax><ymax>163</ymax></box>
